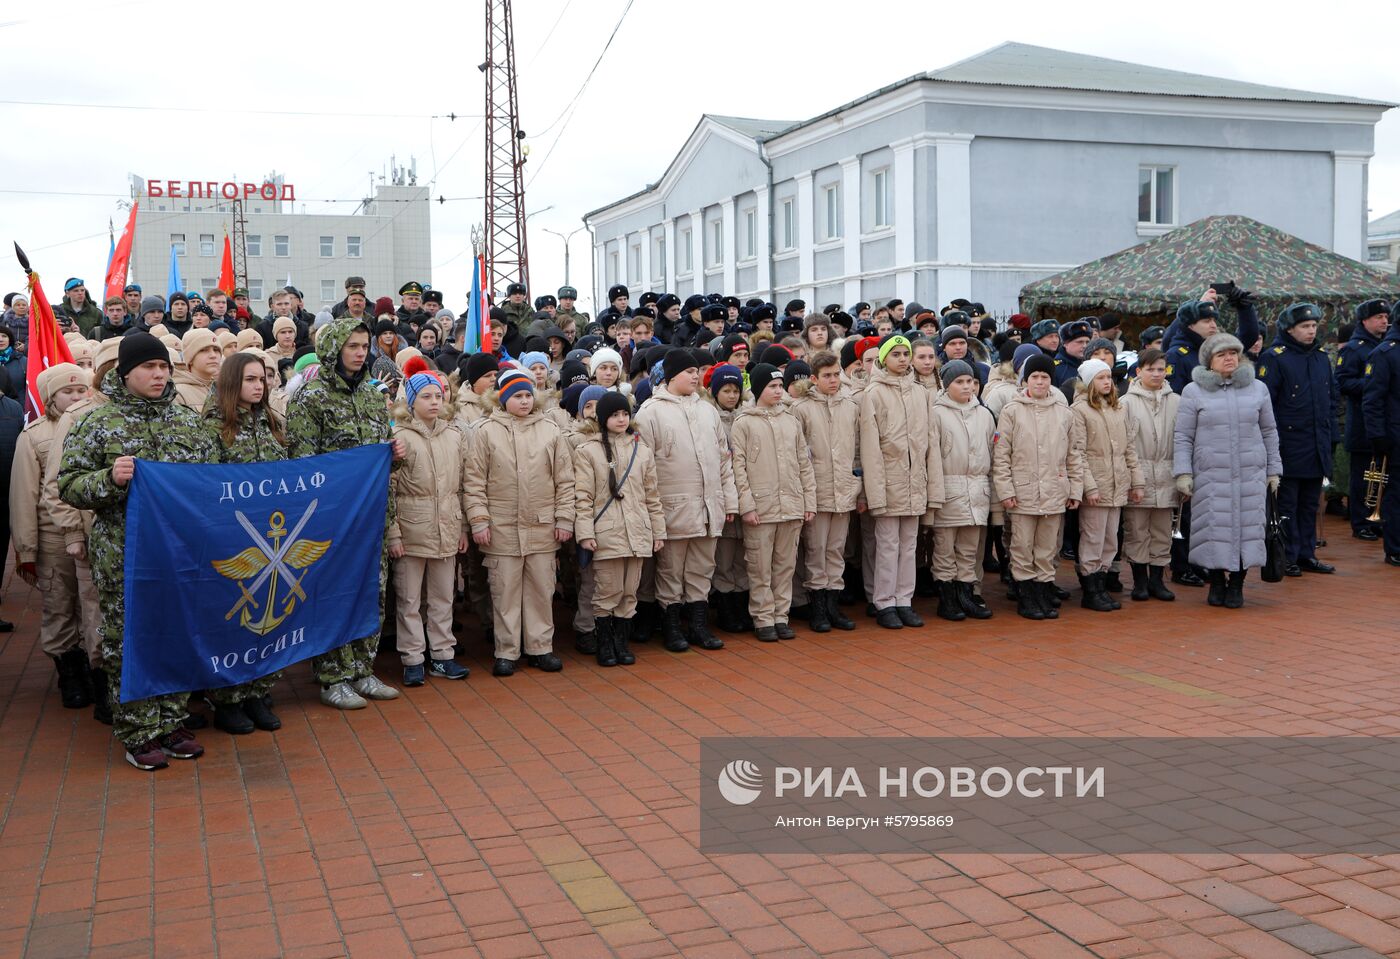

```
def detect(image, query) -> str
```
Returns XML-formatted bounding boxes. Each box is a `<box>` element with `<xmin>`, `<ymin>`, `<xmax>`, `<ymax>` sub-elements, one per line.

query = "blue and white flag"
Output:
<box><xmin>121</xmin><ymin>446</ymin><xmax>392</xmax><ymax>702</ymax></box>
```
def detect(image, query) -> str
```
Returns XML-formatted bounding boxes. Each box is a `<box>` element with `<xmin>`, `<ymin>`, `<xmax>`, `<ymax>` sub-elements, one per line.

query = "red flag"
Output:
<box><xmin>23</xmin><ymin>270</ymin><xmax>76</xmax><ymax>422</ymax></box>
<box><xmin>104</xmin><ymin>201</ymin><xmax>139</xmax><ymax>303</ymax></box>
<box><xmin>479</xmin><ymin>256</ymin><xmax>493</xmax><ymax>353</ymax></box>
<box><xmin>218</xmin><ymin>231</ymin><xmax>235</xmax><ymax>296</ymax></box>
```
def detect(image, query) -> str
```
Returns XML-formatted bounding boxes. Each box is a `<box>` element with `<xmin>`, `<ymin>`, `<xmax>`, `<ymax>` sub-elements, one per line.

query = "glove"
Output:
<box><xmin>1226</xmin><ymin>285</ymin><xmax>1256</xmax><ymax>308</ymax></box>
<box><xmin>1268</xmin><ymin>475</ymin><xmax>1280</xmax><ymax>493</ymax></box>
<box><xmin>1372</xmin><ymin>437</ymin><xmax>1394</xmax><ymax>457</ymax></box>
<box><xmin>1175</xmin><ymin>474</ymin><xmax>1193</xmax><ymax>496</ymax></box>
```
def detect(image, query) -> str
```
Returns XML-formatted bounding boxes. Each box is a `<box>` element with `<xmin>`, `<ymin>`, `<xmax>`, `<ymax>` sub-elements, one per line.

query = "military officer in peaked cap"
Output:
<box><xmin>397</xmin><ymin>281</ymin><xmax>428</xmax><ymax>327</ymax></box>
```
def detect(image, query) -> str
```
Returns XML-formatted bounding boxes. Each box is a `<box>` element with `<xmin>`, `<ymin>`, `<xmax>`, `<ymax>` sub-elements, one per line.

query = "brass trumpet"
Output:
<box><xmin>1364</xmin><ymin>455</ymin><xmax>1389</xmax><ymax>523</ymax></box>
<box><xmin>1171</xmin><ymin>505</ymin><xmax>1185</xmax><ymax>540</ymax></box>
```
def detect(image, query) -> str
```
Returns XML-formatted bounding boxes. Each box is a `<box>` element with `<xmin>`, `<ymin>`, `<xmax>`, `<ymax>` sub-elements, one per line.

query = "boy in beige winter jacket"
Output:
<box><xmin>790</xmin><ymin>350</ymin><xmax>859</xmax><ymax>633</ymax></box>
<box><xmin>706</xmin><ymin>364</ymin><xmax>751</xmax><ymax>634</ymax></box>
<box><xmin>634</xmin><ymin>350</ymin><xmax>738</xmax><ymax>653</ymax></box>
<box><xmin>929</xmin><ymin>360</ymin><xmax>996</xmax><ymax>622</ymax></box>
<box><xmin>389</xmin><ymin>371</ymin><xmax>471</xmax><ymax>686</ymax></box>
<box><xmin>992</xmin><ymin>352</ymin><xmax>1083</xmax><ymax>620</ymax></box>
<box><xmin>1119</xmin><ymin>348</ymin><xmax>1180</xmax><ymax>601</ymax></box>
<box><xmin>731</xmin><ymin>364</ymin><xmax>817</xmax><ymax>640</ymax></box>
<box><xmin>464</xmin><ymin>369</ymin><xmax>576</xmax><ymax>676</ymax></box>
<box><xmin>10</xmin><ymin>363</ymin><xmax>97</xmax><ymax>709</ymax></box>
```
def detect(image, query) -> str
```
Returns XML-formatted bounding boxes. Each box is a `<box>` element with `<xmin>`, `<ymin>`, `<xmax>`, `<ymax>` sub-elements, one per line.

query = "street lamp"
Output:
<box><xmin>541</xmin><ymin>225</ymin><xmax>585</xmax><ymax>286</ymax></box>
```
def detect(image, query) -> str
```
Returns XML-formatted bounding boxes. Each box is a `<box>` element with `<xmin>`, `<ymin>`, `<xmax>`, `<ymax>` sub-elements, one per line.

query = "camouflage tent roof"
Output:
<box><xmin>1019</xmin><ymin>215</ymin><xmax>1400</xmax><ymax>328</ymax></box>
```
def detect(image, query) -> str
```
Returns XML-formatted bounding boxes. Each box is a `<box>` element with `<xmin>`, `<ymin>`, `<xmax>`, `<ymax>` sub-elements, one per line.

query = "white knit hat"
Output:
<box><xmin>1077</xmin><ymin>358</ymin><xmax>1111</xmax><ymax>385</ymax></box>
<box><xmin>590</xmin><ymin>347</ymin><xmax>623</xmax><ymax>376</ymax></box>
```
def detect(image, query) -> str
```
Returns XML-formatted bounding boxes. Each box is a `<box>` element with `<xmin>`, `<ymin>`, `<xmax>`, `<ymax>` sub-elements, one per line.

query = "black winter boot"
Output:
<box><xmin>875</xmin><ymin>607</ymin><xmax>904</xmax><ymax>629</ymax></box>
<box><xmin>914</xmin><ymin>567</ymin><xmax>937</xmax><ymax>597</ymax></box>
<box><xmin>89</xmin><ymin>668</ymin><xmax>112</xmax><ymax>725</ymax></box>
<box><xmin>716</xmin><ymin>592</ymin><xmax>746</xmax><ymax>633</ymax></box>
<box><xmin>826</xmin><ymin>590</ymin><xmax>855</xmax><ymax>631</ymax></box>
<box><xmin>594</xmin><ymin>616</ymin><xmax>618</xmax><ymax>667</ymax></box>
<box><xmin>633</xmin><ymin>601</ymin><xmax>658</xmax><ymax>643</ymax></box>
<box><xmin>574</xmin><ymin>627</ymin><xmax>598</xmax><ymax>655</ymax></box>
<box><xmin>613</xmin><ymin>616</ymin><xmax>636</xmax><ymax>664</ymax></box>
<box><xmin>1051</xmin><ymin>584</ymin><xmax>1070</xmax><ymax>604</ymax></box>
<box><xmin>54</xmin><ymin>649</ymin><xmax>91</xmax><ymax>709</ymax></box>
<box><xmin>1207</xmin><ymin>570</ymin><xmax>1226</xmax><ymax>607</ymax></box>
<box><xmin>808</xmin><ymin>589</ymin><xmax>832</xmax><ymax>632</ymax></box>
<box><xmin>1147</xmin><ymin>566</ymin><xmax>1175</xmax><ymax>601</ymax></box>
<box><xmin>1130</xmin><ymin>563</ymin><xmax>1150</xmax><ymax>602</ymax></box>
<box><xmin>1104</xmin><ymin>570</ymin><xmax>1124</xmax><ymax>593</ymax></box>
<box><xmin>1081</xmin><ymin>573</ymin><xmax>1116</xmax><ymax>612</ymax></box>
<box><xmin>662</xmin><ymin>604</ymin><xmax>689</xmax><ymax>652</ymax></box>
<box><xmin>838</xmin><ymin>565</ymin><xmax>863</xmax><ymax>605</ymax></box>
<box><xmin>736</xmin><ymin>591</ymin><xmax>755</xmax><ymax>630</ymax></box>
<box><xmin>1224</xmin><ymin>570</ymin><xmax>1246</xmax><ymax>609</ymax></box>
<box><xmin>1016</xmin><ymin>581</ymin><xmax>1044</xmax><ymax>620</ymax></box>
<box><xmin>688</xmin><ymin>601</ymin><xmax>724</xmax><ymax>650</ymax></box>
<box><xmin>958</xmin><ymin>583</ymin><xmax>993</xmax><ymax>620</ymax></box>
<box><xmin>937</xmin><ymin>582</ymin><xmax>965</xmax><ymax>621</ymax></box>
<box><xmin>1037</xmin><ymin>582</ymin><xmax>1060</xmax><ymax>619</ymax></box>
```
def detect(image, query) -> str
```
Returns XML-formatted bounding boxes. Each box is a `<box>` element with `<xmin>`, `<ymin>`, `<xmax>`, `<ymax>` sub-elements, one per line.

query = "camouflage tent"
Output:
<box><xmin>1020</xmin><ymin>215</ymin><xmax>1400</xmax><ymax>337</ymax></box>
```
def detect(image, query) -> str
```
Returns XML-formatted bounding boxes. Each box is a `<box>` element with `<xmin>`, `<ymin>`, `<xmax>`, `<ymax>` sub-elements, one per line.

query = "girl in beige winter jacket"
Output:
<box><xmin>389</xmin><ymin>371</ymin><xmax>471</xmax><ymax>686</ymax></box>
<box><xmin>173</xmin><ymin>328</ymin><xmax>222</xmax><ymax>412</ymax></box>
<box><xmin>1070</xmin><ymin>359</ymin><xmax>1145</xmax><ymax>612</ymax></box>
<box><xmin>859</xmin><ymin>335</ymin><xmax>943</xmax><ymax>629</ymax></box>
<box><xmin>992</xmin><ymin>352</ymin><xmax>1083</xmax><ymax>620</ymax></box>
<box><xmin>731</xmin><ymin>364</ymin><xmax>817</xmax><ymax>641</ymax></box>
<box><xmin>929</xmin><ymin>360</ymin><xmax>996</xmax><ymax>622</ymax></box>
<box><xmin>706</xmin><ymin>364</ymin><xmax>751</xmax><ymax>633</ymax></box>
<box><xmin>573</xmin><ymin>392</ymin><xmax>666</xmax><ymax>667</ymax></box>
<box><xmin>1119</xmin><ymin>348</ymin><xmax>1180</xmax><ymax>601</ymax></box>
<box><xmin>790</xmin><ymin>351</ymin><xmax>859</xmax><ymax>633</ymax></box>
<box><xmin>10</xmin><ymin>364</ymin><xmax>96</xmax><ymax>709</ymax></box>
<box><xmin>464</xmin><ymin>369</ymin><xmax>576</xmax><ymax>676</ymax></box>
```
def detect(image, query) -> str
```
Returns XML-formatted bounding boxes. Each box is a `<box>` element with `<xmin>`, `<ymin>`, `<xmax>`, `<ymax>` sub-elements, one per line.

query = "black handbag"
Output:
<box><xmin>576</xmin><ymin>438</ymin><xmax>638</xmax><ymax>569</ymax></box>
<box><xmin>1261</xmin><ymin>488</ymin><xmax>1286</xmax><ymax>583</ymax></box>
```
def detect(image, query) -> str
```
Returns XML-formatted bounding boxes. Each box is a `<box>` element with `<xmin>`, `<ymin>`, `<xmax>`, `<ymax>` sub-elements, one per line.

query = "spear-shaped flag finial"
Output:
<box><xmin>13</xmin><ymin>242</ymin><xmax>31</xmax><ymax>275</ymax></box>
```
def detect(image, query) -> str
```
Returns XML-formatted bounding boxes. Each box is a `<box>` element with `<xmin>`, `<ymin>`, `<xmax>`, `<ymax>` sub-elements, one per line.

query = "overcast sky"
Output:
<box><xmin>3</xmin><ymin>0</ymin><xmax>1398</xmax><ymax>314</ymax></box>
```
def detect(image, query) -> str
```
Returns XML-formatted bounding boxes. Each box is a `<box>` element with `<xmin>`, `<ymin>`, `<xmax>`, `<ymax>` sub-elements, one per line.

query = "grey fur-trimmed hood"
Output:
<box><xmin>1191</xmin><ymin>360</ymin><xmax>1255</xmax><ymax>392</ymax></box>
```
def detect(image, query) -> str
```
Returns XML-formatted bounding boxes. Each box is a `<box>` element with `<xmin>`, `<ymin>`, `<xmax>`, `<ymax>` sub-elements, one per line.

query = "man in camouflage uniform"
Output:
<box><xmin>502</xmin><ymin>282</ymin><xmax>536</xmax><ymax>336</ymax></box>
<box><xmin>286</xmin><ymin>315</ymin><xmax>403</xmax><ymax>709</ymax></box>
<box><xmin>57</xmin><ymin>333</ymin><xmax>218</xmax><ymax>771</ymax></box>
<box><xmin>556</xmin><ymin>285</ymin><xmax>590</xmax><ymax>327</ymax></box>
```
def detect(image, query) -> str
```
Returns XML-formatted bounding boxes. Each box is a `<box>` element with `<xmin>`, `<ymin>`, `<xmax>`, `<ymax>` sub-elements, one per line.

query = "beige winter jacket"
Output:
<box><xmin>712</xmin><ymin>403</ymin><xmax>744</xmax><ymax>541</ymax></box>
<box><xmin>172</xmin><ymin>368</ymin><xmax>215</xmax><ymax>413</ymax></box>
<box><xmin>1071</xmin><ymin>395</ymin><xmax>1145</xmax><ymax>507</ymax></box>
<box><xmin>982</xmin><ymin>364</ymin><xmax>1018</xmax><ymax>420</ymax></box>
<box><xmin>859</xmin><ymin>368</ymin><xmax>943</xmax><ymax>517</ymax></box>
<box><xmin>43</xmin><ymin>396</ymin><xmax>105</xmax><ymax>547</ymax></box>
<box><xmin>930</xmin><ymin>392</ymin><xmax>996</xmax><ymax>528</ymax></box>
<box><xmin>1120</xmin><ymin>379</ymin><xmax>1181</xmax><ymax>510</ymax></box>
<box><xmin>992</xmin><ymin>390</ymin><xmax>1084</xmax><ymax>515</ymax></box>
<box><xmin>464</xmin><ymin>409</ymin><xmax>575</xmax><ymax>556</ymax></box>
<box><xmin>388</xmin><ymin>415</ymin><xmax>469</xmax><ymax>559</ymax></box>
<box><xmin>634</xmin><ymin>385</ymin><xmax>738</xmax><ymax>539</ymax></box>
<box><xmin>731</xmin><ymin>404</ymin><xmax>817</xmax><ymax>522</ymax></box>
<box><xmin>10</xmin><ymin>418</ymin><xmax>62</xmax><ymax>562</ymax></box>
<box><xmin>791</xmin><ymin>383</ymin><xmax>861</xmax><ymax>512</ymax></box>
<box><xmin>573</xmin><ymin>429</ymin><xmax>666</xmax><ymax>560</ymax></box>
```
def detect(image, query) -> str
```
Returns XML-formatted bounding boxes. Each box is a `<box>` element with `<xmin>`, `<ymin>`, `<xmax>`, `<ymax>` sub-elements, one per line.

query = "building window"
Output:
<box><xmin>1369</xmin><ymin>244</ymin><xmax>1390</xmax><ymax>262</ymax></box>
<box><xmin>247</xmin><ymin>234</ymin><xmax>261</xmax><ymax>257</ymax></box>
<box><xmin>630</xmin><ymin>245</ymin><xmax>641</xmax><ymax>284</ymax></box>
<box><xmin>823</xmin><ymin>185</ymin><xmax>841</xmax><ymax>240</ymax></box>
<box><xmin>654</xmin><ymin>236</ymin><xmax>666</xmax><ymax>280</ymax></box>
<box><xmin>872</xmin><ymin>169</ymin><xmax>890</xmax><ymax>228</ymax></box>
<box><xmin>199</xmin><ymin>234</ymin><xmax>215</xmax><ymax>257</ymax></box>
<box><xmin>170</xmin><ymin>233</ymin><xmax>186</xmax><ymax>256</ymax></box>
<box><xmin>782</xmin><ymin>199</ymin><xmax>795</xmax><ymax>250</ymax></box>
<box><xmin>682</xmin><ymin>229</ymin><xmax>693</xmax><ymax>271</ymax></box>
<box><xmin>320</xmin><ymin>279</ymin><xmax>336</xmax><ymax>303</ymax></box>
<box><xmin>743</xmin><ymin>209</ymin><xmax>756</xmax><ymax>259</ymax></box>
<box><xmin>710</xmin><ymin>220</ymin><xmax>723</xmax><ymax>266</ymax></box>
<box><xmin>200</xmin><ymin>278</ymin><xmax>216</xmax><ymax>294</ymax></box>
<box><xmin>1138</xmin><ymin>166</ymin><xmax>1176</xmax><ymax>226</ymax></box>
<box><xmin>347</xmin><ymin>235</ymin><xmax>361</xmax><ymax>258</ymax></box>
<box><xmin>319</xmin><ymin>236</ymin><xmax>334</xmax><ymax>257</ymax></box>
<box><xmin>274</xmin><ymin>235</ymin><xmax>290</xmax><ymax>257</ymax></box>
<box><xmin>249</xmin><ymin>280</ymin><xmax>264</xmax><ymax>302</ymax></box>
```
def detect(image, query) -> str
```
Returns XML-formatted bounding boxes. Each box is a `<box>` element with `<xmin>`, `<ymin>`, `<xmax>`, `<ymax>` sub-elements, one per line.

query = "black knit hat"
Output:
<box><xmin>595</xmin><ymin>391</ymin><xmax>631</xmax><ymax>426</ymax></box>
<box><xmin>758</xmin><ymin>343</ymin><xmax>792</xmax><ymax>367</ymax></box>
<box><xmin>939</xmin><ymin>325</ymin><xmax>968</xmax><ymax>347</ymax></box>
<box><xmin>117</xmin><ymin>332</ymin><xmax>169</xmax><ymax>378</ymax></box>
<box><xmin>559</xmin><ymin>360</ymin><xmax>590</xmax><ymax>387</ymax></box>
<box><xmin>1021</xmin><ymin>352</ymin><xmax>1055</xmax><ymax>383</ymax></box>
<box><xmin>749</xmin><ymin>363</ymin><xmax>781</xmax><ymax>398</ymax></box>
<box><xmin>783</xmin><ymin>360</ymin><xmax>811</xmax><ymax>389</ymax></box>
<box><xmin>374</xmin><ymin>318</ymin><xmax>398</xmax><ymax>337</ymax></box>
<box><xmin>662</xmin><ymin>349</ymin><xmax>697</xmax><ymax>381</ymax></box>
<box><xmin>840</xmin><ymin>339</ymin><xmax>860</xmax><ymax>369</ymax></box>
<box><xmin>462</xmin><ymin>352</ymin><xmax>500</xmax><ymax>386</ymax></box>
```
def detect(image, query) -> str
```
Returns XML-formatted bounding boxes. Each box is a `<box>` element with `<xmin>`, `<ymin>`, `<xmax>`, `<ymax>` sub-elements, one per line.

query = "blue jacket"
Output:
<box><xmin>1363</xmin><ymin>325</ymin><xmax>1400</xmax><ymax>449</ymax></box>
<box><xmin>1337</xmin><ymin>326</ymin><xmax>1385</xmax><ymax>452</ymax></box>
<box><xmin>1258</xmin><ymin>329</ymin><xmax>1340</xmax><ymax>478</ymax></box>
<box><xmin>1051</xmin><ymin>348</ymin><xmax>1081</xmax><ymax>388</ymax></box>
<box><xmin>1163</xmin><ymin>302</ymin><xmax>1261</xmax><ymax>395</ymax></box>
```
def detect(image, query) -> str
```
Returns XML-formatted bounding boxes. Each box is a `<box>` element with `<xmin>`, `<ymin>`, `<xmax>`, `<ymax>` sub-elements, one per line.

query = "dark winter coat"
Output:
<box><xmin>1337</xmin><ymin>325</ymin><xmax>1384</xmax><ymax>453</ymax></box>
<box><xmin>1258</xmin><ymin>330</ymin><xmax>1340</xmax><ymax>478</ymax></box>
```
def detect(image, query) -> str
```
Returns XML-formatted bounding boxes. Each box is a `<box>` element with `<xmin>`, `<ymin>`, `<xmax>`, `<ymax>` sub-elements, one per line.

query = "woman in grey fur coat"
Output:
<box><xmin>1172</xmin><ymin>333</ymin><xmax>1282</xmax><ymax>608</ymax></box>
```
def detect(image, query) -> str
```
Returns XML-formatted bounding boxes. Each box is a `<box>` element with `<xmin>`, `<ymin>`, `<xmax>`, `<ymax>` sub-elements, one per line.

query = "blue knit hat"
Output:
<box><xmin>577</xmin><ymin>385</ymin><xmax>608</xmax><ymax>418</ymax></box>
<box><xmin>519</xmin><ymin>350</ymin><xmax>550</xmax><ymax>370</ymax></box>
<box><xmin>404</xmin><ymin>372</ymin><xmax>442</xmax><ymax>409</ymax></box>
<box><xmin>709</xmin><ymin>363</ymin><xmax>742</xmax><ymax>397</ymax></box>
<box><xmin>497</xmin><ymin>368</ymin><xmax>534</xmax><ymax>406</ymax></box>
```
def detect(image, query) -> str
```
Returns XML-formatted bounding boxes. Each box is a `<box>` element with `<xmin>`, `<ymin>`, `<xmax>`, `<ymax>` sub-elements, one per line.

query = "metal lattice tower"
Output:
<box><xmin>483</xmin><ymin>0</ymin><xmax>529</xmax><ymax>297</ymax></box>
<box><xmin>231</xmin><ymin>198</ymin><xmax>249</xmax><ymax>291</ymax></box>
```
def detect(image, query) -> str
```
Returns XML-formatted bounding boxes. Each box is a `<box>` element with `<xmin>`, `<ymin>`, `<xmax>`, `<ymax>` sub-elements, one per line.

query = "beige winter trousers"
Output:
<box><xmin>1009</xmin><ymin>513</ymin><xmax>1063</xmax><ymax>583</ymax></box>
<box><xmin>803</xmin><ymin>512</ymin><xmax>849</xmax><ymax>591</ymax></box>
<box><xmin>872</xmin><ymin>515</ymin><xmax>919</xmax><ymax>608</ymax></box>
<box><xmin>932</xmin><ymin>525</ymin><xmax>981</xmax><ymax>583</ymax></box>
<box><xmin>394</xmin><ymin>555</ymin><xmax>457</xmax><ymax>666</ymax></box>
<box><xmin>592</xmin><ymin>556</ymin><xmax>643</xmax><ymax>618</ymax></box>
<box><xmin>1077</xmin><ymin>505</ymin><xmax>1121</xmax><ymax>574</ymax></box>
<box><xmin>743</xmin><ymin>520</ymin><xmax>802</xmax><ymax>627</ymax></box>
<box><xmin>654</xmin><ymin>536</ymin><xmax>717</xmax><ymax>605</ymax></box>
<box><xmin>484</xmin><ymin>552</ymin><xmax>557</xmax><ymax>660</ymax></box>
<box><xmin>1123</xmin><ymin>507</ymin><xmax>1173</xmax><ymax>565</ymax></box>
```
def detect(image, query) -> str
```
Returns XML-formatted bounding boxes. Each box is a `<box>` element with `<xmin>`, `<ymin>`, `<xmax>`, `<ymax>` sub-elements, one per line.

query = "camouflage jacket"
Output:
<box><xmin>286</xmin><ymin>316</ymin><xmax>391</xmax><ymax>458</ymax></box>
<box><xmin>205</xmin><ymin>406</ymin><xmax>288</xmax><ymax>464</ymax></box>
<box><xmin>57</xmin><ymin>369</ymin><xmax>217</xmax><ymax>595</ymax></box>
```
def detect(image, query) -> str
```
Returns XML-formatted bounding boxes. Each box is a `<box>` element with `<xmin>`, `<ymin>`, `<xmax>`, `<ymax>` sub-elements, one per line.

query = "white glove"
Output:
<box><xmin>1175</xmin><ymin>474</ymin><xmax>1193</xmax><ymax>497</ymax></box>
<box><xmin>1267</xmin><ymin>475</ymin><xmax>1280</xmax><ymax>493</ymax></box>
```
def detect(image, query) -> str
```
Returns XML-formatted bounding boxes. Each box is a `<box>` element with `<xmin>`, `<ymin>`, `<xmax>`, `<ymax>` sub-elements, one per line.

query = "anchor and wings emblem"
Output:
<box><xmin>212</xmin><ymin>500</ymin><xmax>331</xmax><ymax>636</ymax></box>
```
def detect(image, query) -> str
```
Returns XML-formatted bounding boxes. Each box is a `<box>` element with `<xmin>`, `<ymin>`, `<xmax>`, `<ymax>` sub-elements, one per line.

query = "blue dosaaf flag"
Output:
<box><xmin>121</xmin><ymin>445</ymin><xmax>392</xmax><ymax>702</ymax></box>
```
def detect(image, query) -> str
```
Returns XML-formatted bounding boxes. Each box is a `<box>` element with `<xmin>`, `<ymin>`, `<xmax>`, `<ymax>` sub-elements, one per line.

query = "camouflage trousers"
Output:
<box><xmin>204</xmin><ymin>672</ymin><xmax>280</xmax><ymax>706</ymax></box>
<box><xmin>311</xmin><ymin>557</ymin><xmax>387</xmax><ymax>686</ymax></box>
<box><xmin>98</xmin><ymin>587</ymin><xmax>188</xmax><ymax>749</ymax></box>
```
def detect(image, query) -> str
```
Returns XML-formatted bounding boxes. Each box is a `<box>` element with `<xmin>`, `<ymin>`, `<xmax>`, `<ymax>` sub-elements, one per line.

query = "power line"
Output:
<box><xmin>0</xmin><ymin>188</ymin><xmax>481</xmax><ymax>203</ymax></box>
<box><xmin>524</xmin><ymin>0</ymin><xmax>575</xmax><ymax>66</ymax></box>
<box><xmin>0</xmin><ymin>98</ymin><xmax>477</xmax><ymax>120</ymax></box>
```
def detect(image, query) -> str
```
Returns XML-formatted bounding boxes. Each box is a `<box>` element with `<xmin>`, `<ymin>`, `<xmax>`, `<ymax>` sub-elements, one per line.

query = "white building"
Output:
<box><xmin>128</xmin><ymin>167</ymin><xmax>431</xmax><ymax>311</ymax></box>
<box><xmin>1369</xmin><ymin>209</ymin><xmax>1400</xmax><ymax>275</ymax></box>
<box><xmin>584</xmin><ymin>43</ymin><xmax>1392</xmax><ymax>315</ymax></box>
